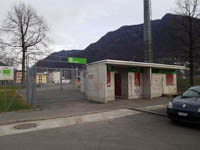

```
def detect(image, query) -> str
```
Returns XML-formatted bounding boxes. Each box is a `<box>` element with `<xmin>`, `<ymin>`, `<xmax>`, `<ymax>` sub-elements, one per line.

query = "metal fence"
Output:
<box><xmin>0</xmin><ymin>65</ymin><xmax>87</xmax><ymax>112</ymax></box>
<box><xmin>26</xmin><ymin>67</ymin><xmax>87</xmax><ymax>104</ymax></box>
<box><xmin>26</xmin><ymin>66</ymin><xmax>36</xmax><ymax>105</ymax></box>
<box><xmin>0</xmin><ymin>80</ymin><xmax>27</xmax><ymax>112</ymax></box>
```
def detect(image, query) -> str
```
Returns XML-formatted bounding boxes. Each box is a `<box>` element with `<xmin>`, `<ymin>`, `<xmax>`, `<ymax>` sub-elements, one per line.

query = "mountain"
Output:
<box><xmin>36</xmin><ymin>50</ymin><xmax>81</xmax><ymax>68</ymax></box>
<box><xmin>37</xmin><ymin>13</ymin><xmax>199</xmax><ymax>68</ymax></box>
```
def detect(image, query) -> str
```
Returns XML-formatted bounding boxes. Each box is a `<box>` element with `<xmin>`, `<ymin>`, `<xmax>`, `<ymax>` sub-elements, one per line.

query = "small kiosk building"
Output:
<box><xmin>86</xmin><ymin>60</ymin><xmax>185</xmax><ymax>103</ymax></box>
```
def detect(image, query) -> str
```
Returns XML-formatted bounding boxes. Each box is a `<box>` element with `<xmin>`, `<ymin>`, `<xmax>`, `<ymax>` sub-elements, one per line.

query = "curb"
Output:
<box><xmin>0</xmin><ymin>108</ymin><xmax>127</xmax><ymax>126</ymax></box>
<box><xmin>0</xmin><ymin>107</ymin><xmax>41</xmax><ymax>115</ymax></box>
<box><xmin>0</xmin><ymin>105</ymin><xmax>168</xmax><ymax>126</ymax></box>
<box><xmin>128</xmin><ymin>107</ymin><xmax>167</xmax><ymax>117</ymax></box>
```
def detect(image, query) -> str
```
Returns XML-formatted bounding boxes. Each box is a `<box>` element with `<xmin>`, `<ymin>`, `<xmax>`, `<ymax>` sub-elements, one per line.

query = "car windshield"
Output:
<box><xmin>182</xmin><ymin>89</ymin><xmax>200</xmax><ymax>98</ymax></box>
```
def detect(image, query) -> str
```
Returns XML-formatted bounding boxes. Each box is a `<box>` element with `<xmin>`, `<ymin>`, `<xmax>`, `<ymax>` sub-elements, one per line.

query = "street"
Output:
<box><xmin>0</xmin><ymin>110</ymin><xmax>200</xmax><ymax>150</ymax></box>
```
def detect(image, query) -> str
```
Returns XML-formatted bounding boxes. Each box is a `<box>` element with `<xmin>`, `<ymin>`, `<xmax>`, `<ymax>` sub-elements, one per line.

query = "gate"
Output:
<box><xmin>30</xmin><ymin>67</ymin><xmax>87</xmax><ymax>104</ymax></box>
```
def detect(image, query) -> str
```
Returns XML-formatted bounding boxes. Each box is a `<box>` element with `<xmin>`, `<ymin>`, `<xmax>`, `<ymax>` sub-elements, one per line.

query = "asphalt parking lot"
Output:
<box><xmin>0</xmin><ymin>111</ymin><xmax>199</xmax><ymax>150</ymax></box>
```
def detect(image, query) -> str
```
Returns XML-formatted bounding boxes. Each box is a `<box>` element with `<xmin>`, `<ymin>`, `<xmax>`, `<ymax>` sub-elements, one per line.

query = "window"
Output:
<box><xmin>182</xmin><ymin>89</ymin><xmax>200</xmax><ymax>98</ymax></box>
<box><xmin>166</xmin><ymin>74</ymin><xmax>174</xmax><ymax>86</ymax></box>
<box><xmin>39</xmin><ymin>75</ymin><xmax>42</xmax><ymax>83</ymax></box>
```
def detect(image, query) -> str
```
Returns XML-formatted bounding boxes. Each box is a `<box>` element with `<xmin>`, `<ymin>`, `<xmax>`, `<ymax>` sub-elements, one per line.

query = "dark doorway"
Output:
<box><xmin>115</xmin><ymin>73</ymin><xmax>121</xmax><ymax>97</ymax></box>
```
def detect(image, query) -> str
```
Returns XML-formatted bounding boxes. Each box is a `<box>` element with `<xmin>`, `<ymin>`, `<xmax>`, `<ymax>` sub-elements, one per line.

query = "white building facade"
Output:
<box><xmin>85</xmin><ymin>60</ymin><xmax>185</xmax><ymax>103</ymax></box>
<box><xmin>48</xmin><ymin>71</ymin><xmax>60</xmax><ymax>83</ymax></box>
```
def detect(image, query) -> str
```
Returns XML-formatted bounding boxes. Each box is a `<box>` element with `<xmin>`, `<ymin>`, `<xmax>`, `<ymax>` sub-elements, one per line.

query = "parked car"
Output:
<box><xmin>167</xmin><ymin>86</ymin><xmax>200</xmax><ymax>124</ymax></box>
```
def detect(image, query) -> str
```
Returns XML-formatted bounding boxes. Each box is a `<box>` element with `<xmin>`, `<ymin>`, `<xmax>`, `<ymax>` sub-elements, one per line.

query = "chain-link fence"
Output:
<box><xmin>27</xmin><ymin>67</ymin><xmax>87</xmax><ymax>104</ymax></box>
<box><xmin>0</xmin><ymin>80</ymin><xmax>28</xmax><ymax>112</ymax></box>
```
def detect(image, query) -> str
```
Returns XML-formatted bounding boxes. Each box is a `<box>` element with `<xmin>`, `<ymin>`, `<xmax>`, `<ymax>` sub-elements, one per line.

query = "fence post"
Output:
<box><xmin>26</xmin><ymin>67</ymin><xmax>29</xmax><ymax>104</ymax></box>
<box><xmin>76</xmin><ymin>67</ymin><xmax>78</xmax><ymax>87</ymax></box>
<box><xmin>32</xmin><ymin>66</ymin><xmax>37</xmax><ymax>105</ymax></box>
<box><xmin>60</xmin><ymin>68</ymin><xmax>63</xmax><ymax>94</ymax></box>
<box><xmin>4</xmin><ymin>80</ymin><xmax>7</xmax><ymax>106</ymax></box>
<box><xmin>26</xmin><ymin>66</ymin><xmax>37</xmax><ymax>106</ymax></box>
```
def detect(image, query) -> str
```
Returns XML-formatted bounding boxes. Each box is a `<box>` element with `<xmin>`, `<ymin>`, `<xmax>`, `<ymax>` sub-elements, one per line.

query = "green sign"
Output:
<box><xmin>67</xmin><ymin>57</ymin><xmax>87</xmax><ymax>64</ymax></box>
<box><xmin>0</xmin><ymin>67</ymin><xmax>14</xmax><ymax>80</ymax></box>
<box><xmin>3</xmin><ymin>69</ymin><xmax>11</xmax><ymax>75</ymax></box>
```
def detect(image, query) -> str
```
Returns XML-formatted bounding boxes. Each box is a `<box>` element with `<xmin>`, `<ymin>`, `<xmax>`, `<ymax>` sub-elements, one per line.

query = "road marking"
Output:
<box><xmin>0</xmin><ymin>109</ymin><xmax>140</xmax><ymax>137</ymax></box>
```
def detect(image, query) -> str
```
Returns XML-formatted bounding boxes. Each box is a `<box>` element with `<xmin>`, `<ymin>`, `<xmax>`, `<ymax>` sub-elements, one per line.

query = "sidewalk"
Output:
<box><xmin>0</xmin><ymin>97</ymin><xmax>171</xmax><ymax>125</ymax></box>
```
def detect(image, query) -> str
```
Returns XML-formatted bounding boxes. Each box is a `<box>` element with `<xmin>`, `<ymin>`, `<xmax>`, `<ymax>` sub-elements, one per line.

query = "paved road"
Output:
<box><xmin>0</xmin><ymin>112</ymin><xmax>199</xmax><ymax>150</ymax></box>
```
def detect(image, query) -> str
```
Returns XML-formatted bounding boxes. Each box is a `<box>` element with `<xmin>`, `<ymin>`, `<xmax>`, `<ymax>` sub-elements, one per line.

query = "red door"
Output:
<box><xmin>115</xmin><ymin>73</ymin><xmax>121</xmax><ymax>96</ymax></box>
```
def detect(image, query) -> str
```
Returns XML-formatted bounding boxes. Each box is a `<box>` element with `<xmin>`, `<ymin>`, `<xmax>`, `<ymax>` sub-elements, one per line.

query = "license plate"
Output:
<box><xmin>178</xmin><ymin>112</ymin><xmax>188</xmax><ymax>117</ymax></box>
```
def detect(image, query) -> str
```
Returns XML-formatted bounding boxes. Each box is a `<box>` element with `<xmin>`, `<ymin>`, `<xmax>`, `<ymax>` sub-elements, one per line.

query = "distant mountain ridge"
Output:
<box><xmin>37</xmin><ymin>50</ymin><xmax>81</xmax><ymax>68</ymax></box>
<box><xmin>37</xmin><ymin>13</ymin><xmax>199</xmax><ymax>68</ymax></box>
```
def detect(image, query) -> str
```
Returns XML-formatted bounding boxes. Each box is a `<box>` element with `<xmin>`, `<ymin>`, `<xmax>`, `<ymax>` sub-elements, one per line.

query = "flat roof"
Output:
<box><xmin>88</xmin><ymin>59</ymin><xmax>185</xmax><ymax>70</ymax></box>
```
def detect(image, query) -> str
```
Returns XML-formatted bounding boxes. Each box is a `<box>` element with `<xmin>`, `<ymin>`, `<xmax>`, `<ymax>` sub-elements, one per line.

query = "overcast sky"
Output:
<box><xmin>0</xmin><ymin>0</ymin><xmax>176</xmax><ymax>53</ymax></box>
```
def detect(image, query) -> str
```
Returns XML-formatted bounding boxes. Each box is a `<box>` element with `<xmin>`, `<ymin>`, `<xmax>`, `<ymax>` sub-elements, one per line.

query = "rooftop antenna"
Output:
<box><xmin>144</xmin><ymin>0</ymin><xmax>153</xmax><ymax>63</ymax></box>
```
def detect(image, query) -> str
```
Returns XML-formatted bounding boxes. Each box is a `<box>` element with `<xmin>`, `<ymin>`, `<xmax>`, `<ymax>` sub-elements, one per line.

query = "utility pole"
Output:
<box><xmin>144</xmin><ymin>0</ymin><xmax>153</xmax><ymax>63</ymax></box>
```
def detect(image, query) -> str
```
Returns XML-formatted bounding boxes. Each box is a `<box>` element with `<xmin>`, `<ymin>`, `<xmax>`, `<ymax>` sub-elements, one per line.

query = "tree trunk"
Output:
<box><xmin>21</xmin><ymin>50</ymin><xmax>26</xmax><ymax>85</ymax></box>
<box><xmin>189</xmin><ymin>18</ymin><xmax>194</xmax><ymax>87</ymax></box>
<box><xmin>189</xmin><ymin>48</ymin><xmax>194</xmax><ymax>86</ymax></box>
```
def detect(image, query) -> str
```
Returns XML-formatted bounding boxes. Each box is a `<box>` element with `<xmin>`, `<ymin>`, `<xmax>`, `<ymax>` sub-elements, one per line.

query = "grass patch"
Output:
<box><xmin>0</xmin><ymin>87</ymin><xmax>32</xmax><ymax>112</ymax></box>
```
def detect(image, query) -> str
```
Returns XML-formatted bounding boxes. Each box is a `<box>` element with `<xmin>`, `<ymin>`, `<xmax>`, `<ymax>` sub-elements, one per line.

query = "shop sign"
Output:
<box><xmin>0</xmin><ymin>66</ymin><xmax>14</xmax><ymax>80</ymax></box>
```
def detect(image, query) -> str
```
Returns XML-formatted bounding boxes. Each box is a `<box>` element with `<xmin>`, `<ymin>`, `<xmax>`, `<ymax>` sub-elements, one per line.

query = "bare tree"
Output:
<box><xmin>0</xmin><ymin>2</ymin><xmax>49</xmax><ymax>84</ymax></box>
<box><xmin>171</xmin><ymin>0</ymin><xmax>200</xmax><ymax>86</ymax></box>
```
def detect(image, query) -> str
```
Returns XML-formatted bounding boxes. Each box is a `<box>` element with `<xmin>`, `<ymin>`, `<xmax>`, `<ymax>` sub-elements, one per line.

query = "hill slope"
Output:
<box><xmin>37</xmin><ymin>13</ymin><xmax>199</xmax><ymax>68</ymax></box>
